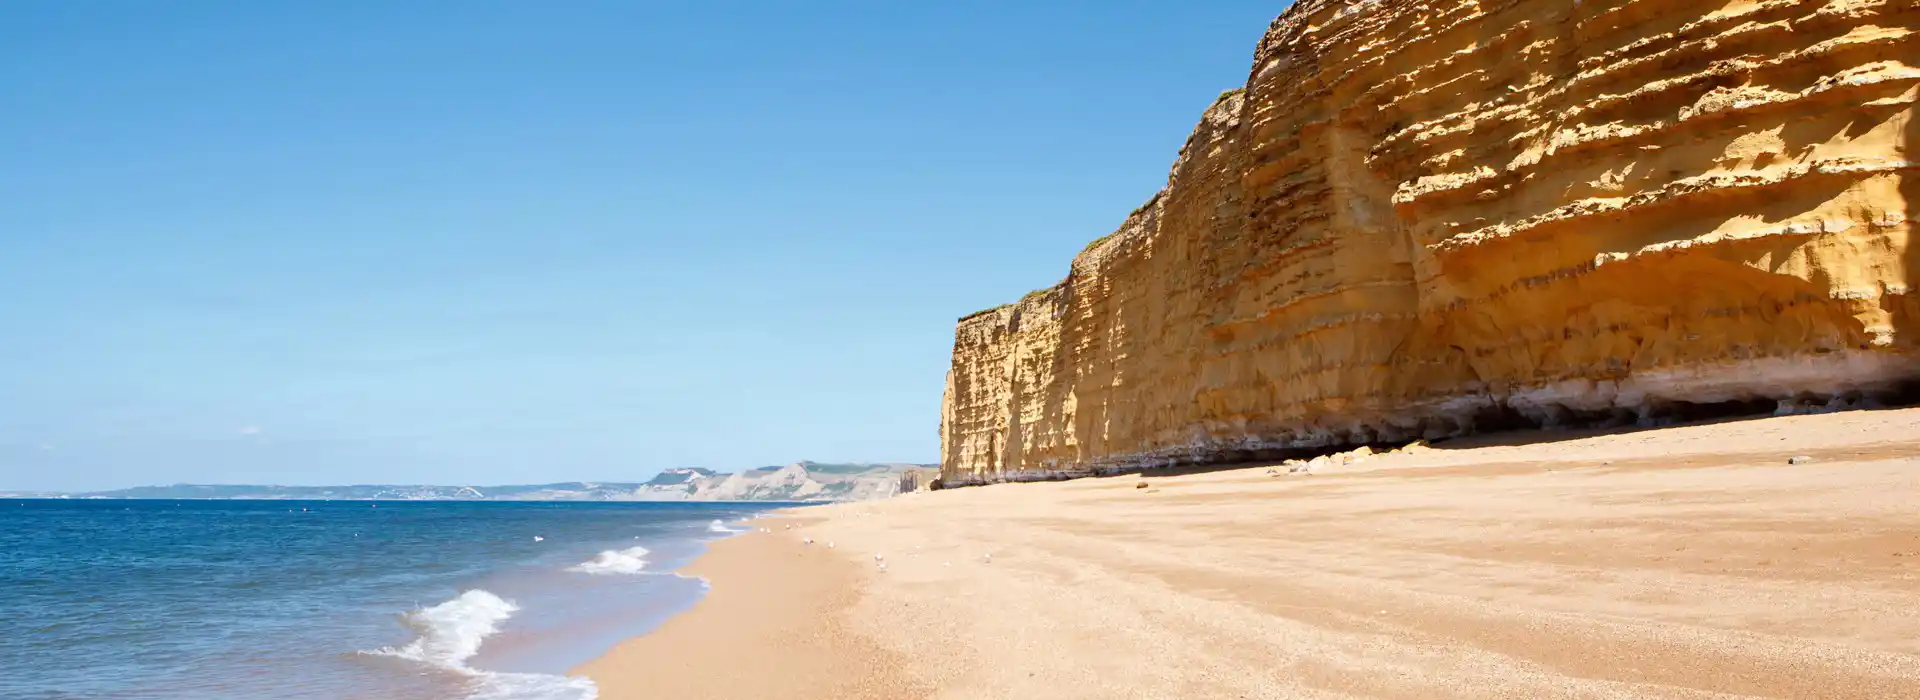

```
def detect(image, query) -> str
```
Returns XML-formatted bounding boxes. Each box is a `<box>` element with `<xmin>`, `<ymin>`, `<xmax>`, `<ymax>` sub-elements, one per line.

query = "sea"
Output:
<box><xmin>0</xmin><ymin>499</ymin><xmax>789</xmax><ymax>700</ymax></box>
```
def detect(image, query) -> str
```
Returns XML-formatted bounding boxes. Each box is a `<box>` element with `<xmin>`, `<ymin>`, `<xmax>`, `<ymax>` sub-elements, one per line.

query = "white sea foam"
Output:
<box><xmin>467</xmin><ymin>671</ymin><xmax>598</xmax><ymax>700</ymax></box>
<box><xmin>673</xmin><ymin>572</ymin><xmax>713</xmax><ymax>591</ymax></box>
<box><xmin>707</xmin><ymin>519</ymin><xmax>743</xmax><ymax>534</ymax></box>
<box><xmin>567</xmin><ymin>546</ymin><xmax>650</xmax><ymax>575</ymax></box>
<box><xmin>376</xmin><ymin>590</ymin><xmax>516</xmax><ymax>667</ymax></box>
<box><xmin>368</xmin><ymin>590</ymin><xmax>597</xmax><ymax>700</ymax></box>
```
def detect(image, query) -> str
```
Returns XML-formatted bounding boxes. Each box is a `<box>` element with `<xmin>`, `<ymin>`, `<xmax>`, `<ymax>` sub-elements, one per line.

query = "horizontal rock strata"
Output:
<box><xmin>940</xmin><ymin>0</ymin><xmax>1919</xmax><ymax>485</ymax></box>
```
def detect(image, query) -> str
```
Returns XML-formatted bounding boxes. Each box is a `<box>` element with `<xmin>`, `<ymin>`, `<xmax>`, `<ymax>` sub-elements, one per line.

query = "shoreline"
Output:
<box><xmin>580</xmin><ymin>408</ymin><xmax>1920</xmax><ymax>699</ymax></box>
<box><xmin>574</xmin><ymin>516</ymin><xmax>926</xmax><ymax>699</ymax></box>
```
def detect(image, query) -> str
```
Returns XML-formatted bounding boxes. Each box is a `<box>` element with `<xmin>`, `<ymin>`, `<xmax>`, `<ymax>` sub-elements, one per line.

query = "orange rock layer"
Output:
<box><xmin>939</xmin><ymin>0</ymin><xmax>1919</xmax><ymax>485</ymax></box>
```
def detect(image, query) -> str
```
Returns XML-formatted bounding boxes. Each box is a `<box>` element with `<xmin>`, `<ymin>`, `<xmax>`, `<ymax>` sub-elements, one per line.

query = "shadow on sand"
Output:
<box><xmin>1121</xmin><ymin>399</ymin><xmax>1920</xmax><ymax>482</ymax></box>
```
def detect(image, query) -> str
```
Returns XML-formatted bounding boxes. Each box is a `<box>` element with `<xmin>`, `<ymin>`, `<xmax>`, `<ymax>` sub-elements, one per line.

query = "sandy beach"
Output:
<box><xmin>580</xmin><ymin>408</ymin><xmax>1920</xmax><ymax>699</ymax></box>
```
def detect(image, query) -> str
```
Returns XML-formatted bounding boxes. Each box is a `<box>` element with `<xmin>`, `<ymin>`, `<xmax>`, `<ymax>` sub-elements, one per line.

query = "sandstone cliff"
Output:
<box><xmin>638</xmin><ymin>462</ymin><xmax>932</xmax><ymax>501</ymax></box>
<box><xmin>940</xmin><ymin>0</ymin><xmax>1919</xmax><ymax>485</ymax></box>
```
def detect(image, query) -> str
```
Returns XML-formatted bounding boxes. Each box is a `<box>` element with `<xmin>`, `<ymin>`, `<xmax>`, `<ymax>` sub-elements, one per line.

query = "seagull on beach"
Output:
<box><xmin>803</xmin><ymin>537</ymin><xmax>814</xmax><ymax>545</ymax></box>
<box><xmin>827</xmin><ymin>542</ymin><xmax>836</xmax><ymax>549</ymax></box>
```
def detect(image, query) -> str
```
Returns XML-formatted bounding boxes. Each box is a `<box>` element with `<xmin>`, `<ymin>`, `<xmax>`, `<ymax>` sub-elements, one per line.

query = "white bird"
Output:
<box><xmin>827</xmin><ymin>542</ymin><xmax>836</xmax><ymax>549</ymax></box>
<box><xmin>983</xmin><ymin>553</ymin><xmax>993</xmax><ymax>563</ymax></box>
<box><xmin>874</xmin><ymin>553</ymin><xmax>885</xmax><ymax>561</ymax></box>
<box><xmin>533</xmin><ymin>536</ymin><xmax>545</xmax><ymax>542</ymax></box>
<box><xmin>803</xmin><ymin>537</ymin><xmax>814</xmax><ymax>545</ymax></box>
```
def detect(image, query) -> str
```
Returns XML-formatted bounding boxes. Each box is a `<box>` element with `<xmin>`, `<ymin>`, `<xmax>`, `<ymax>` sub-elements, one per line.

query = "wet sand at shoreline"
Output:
<box><xmin>581</xmin><ymin>408</ymin><xmax>1920</xmax><ymax>699</ymax></box>
<box><xmin>574</xmin><ymin>517</ymin><xmax>926</xmax><ymax>700</ymax></box>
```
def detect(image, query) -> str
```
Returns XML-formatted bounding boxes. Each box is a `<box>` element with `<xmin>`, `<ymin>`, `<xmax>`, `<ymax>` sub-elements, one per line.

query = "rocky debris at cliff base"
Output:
<box><xmin>1275</xmin><ymin>444</ymin><xmax>1385</xmax><ymax>475</ymax></box>
<box><xmin>1775</xmin><ymin>393</ymin><xmax>1883</xmax><ymax>416</ymax></box>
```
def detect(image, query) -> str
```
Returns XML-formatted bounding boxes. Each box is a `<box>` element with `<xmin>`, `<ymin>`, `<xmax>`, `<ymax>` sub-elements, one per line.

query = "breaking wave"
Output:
<box><xmin>366</xmin><ymin>590</ymin><xmax>596</xmax><ymax>700</ymax></box>
<box><xmin>567</xmin><ymin>546</ymin><xmax>650</xmax><ymax>575</ymax></box>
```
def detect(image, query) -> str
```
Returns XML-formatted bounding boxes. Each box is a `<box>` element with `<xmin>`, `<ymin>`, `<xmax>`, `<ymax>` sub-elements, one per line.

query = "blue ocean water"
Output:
<box><xmin>0</xmin><ymin>499</ymin><xmax>784</xmax><ymax>700</ymax></box>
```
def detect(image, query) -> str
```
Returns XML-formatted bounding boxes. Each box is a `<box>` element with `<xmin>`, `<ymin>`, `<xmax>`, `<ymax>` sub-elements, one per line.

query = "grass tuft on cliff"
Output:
<box><xmin>958</xmin><ymin>304</ymin><xmax>1012</xmax><ymax>322</ymax></box>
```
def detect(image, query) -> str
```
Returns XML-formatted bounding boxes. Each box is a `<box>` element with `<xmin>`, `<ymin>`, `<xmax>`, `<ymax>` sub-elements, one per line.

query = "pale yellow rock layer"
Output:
<box><xmin>940</xmin><ymin>0</ymin><xmax>1919</xmax><ymax>484</ymax></box>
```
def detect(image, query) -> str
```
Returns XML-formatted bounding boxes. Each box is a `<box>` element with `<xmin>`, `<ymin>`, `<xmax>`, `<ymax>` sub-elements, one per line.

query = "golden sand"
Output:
<box><xmin>582</xmin><ymin>408</ymin><xmax>1920</xmax><ymax>699</ymax></box>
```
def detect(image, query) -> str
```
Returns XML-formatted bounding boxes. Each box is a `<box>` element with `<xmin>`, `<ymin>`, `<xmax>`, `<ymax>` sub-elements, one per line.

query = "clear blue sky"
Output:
<box><xmin>0</xmin><ymin>1</ymin><xmax>1282</xmax><ymax>491</ymax></box>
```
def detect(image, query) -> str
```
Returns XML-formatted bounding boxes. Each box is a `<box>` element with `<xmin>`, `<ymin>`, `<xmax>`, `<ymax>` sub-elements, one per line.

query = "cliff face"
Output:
<box><xmin>638</xmin><ymin>462</ymin><xmax>932</xmax><ymax>501</ymax></box>
<box><xmin>941</xmin><ymin>0</ymin><xmax>1919</xmax><ymax>485</ymax></box>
